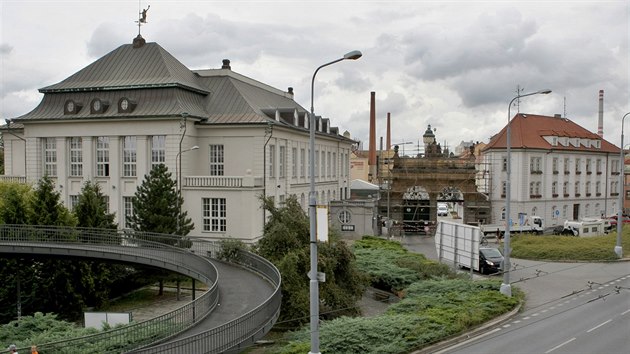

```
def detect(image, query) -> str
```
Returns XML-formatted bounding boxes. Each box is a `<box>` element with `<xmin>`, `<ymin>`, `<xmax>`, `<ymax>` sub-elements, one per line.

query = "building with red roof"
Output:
<box><xmin>481</xmin><ymin>113</ymin><xmax>622</xmax><ymax>227</ymax></box>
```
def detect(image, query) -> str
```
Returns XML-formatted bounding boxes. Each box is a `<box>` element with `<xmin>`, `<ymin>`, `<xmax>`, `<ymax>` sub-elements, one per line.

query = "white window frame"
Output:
<box><xmin>279</xmin><ymin>145</ymin><xmax>286</xmax><ymax>178</ymax></box>
<box><xmin>96</xmin><ymin>137</ymin><xmax>110</xmax><ymax>177</ymax></box>
<box><xmin>269</xmin><ymin>145</ymin><xmax>275</xmax><ymax>178</ymax></box>
<box><xmin>203</xmin><ymin>197</ymin><xmax>226</xmax><ymax>232</ymax></box>
<box><xmin>43</xmin><ymin>137</ymin><xmax>57</xmax><ymax>177</ymax></box>
<box><xmin>123</xmin><ymin>136</ymin><xmax>137</xmax><ymax>177</ymax></box>
<box><xmin>292</xmin><ymin>147</ymin><xmax>298</xmax><ymax>178</ymax></box>
<box><xmin>209</xmin><ymin>144</ymin><xmax>224</xmax><ymax>176</ymax></box>
<box><xmin>69</xmin><ymin>137</ymin><xmax>83</xmax><ymax>177</ymax></box>
<box><xmin>151</xmin><ymin>135</ymin><xmax>166</xmax><ymax>168</ymax></box>
<box><xmin>123</xmin><ymin>196</ymin><xmax>133</xmax><ymax>228</ymax></box>
<box><xmin>300</xmin><ymin>148</ymin><xmax>306</xmax><ymax>178</ymax></box>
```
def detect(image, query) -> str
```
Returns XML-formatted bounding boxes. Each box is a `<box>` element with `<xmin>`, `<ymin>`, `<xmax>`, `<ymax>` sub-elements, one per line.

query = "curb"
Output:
<box><xmin>411</xmin><ymin>302</ymin><xmax>522</xmax><ymax>354</ymax></box>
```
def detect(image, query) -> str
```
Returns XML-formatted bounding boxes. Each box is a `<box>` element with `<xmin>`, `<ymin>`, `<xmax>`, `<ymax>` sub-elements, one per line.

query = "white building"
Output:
<box><xmin>0</xmin><ymin>36</ymin><xmax>355</xmax><ymax>243</ymax></box>
<box><xmin>481</xmin><ymin>113</ymin><xmax>621</xmax><ymax>228</ymax></box>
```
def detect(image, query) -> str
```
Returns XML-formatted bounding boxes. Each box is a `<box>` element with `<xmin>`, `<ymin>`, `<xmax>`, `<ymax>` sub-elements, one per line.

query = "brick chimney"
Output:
<box><xmin>368</xmin><ymin>92</ymin><xmax>377</xmax><ymax>181</ymax></box>
<box><xmin>386</xmin><ymin>112</ymin><xmax>391</xmax><ymax>151</ymax></box>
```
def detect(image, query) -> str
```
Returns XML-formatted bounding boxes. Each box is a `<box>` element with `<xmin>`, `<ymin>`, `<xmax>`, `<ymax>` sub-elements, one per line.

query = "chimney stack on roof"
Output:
<box><xmin>222</xmin><ymin>59</ymin><xmax>231</xmax><ymax>70</ymax></box>
<box><xmin>386</xmin><ymin>112</ymin><xmax>391</xmax><ymax>151</ymax></box>
<box><xmin>368</xmin><ymin>92</ymin><xmax>377</xmax><ymax>180</ymax></box>
<box><xmin>597</xmin><ymin>89</ymin><xmax>604</xmax><ymax>138</ymax></box>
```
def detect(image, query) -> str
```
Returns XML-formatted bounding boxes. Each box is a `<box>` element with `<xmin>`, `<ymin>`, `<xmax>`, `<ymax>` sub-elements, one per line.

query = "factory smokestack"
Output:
<box><xmin>386</xmin><ymin>112</ymin><xmax>391</xmax><ymax>151</ymax></box>
<box><xmin>598</xmin><ymin>90</ymin><xmax>604</xmax><ymax>138</ymax></box>
<box><xmin>368</xmin><ymin>92</ymin><xmax>377</xmax><ymax>181</ymax></box>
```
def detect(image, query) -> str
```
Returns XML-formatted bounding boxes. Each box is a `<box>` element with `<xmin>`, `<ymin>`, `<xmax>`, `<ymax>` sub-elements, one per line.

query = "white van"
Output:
<box><xmin>437</xmin><ymin>203</ymin><xmax>449</xmax><ymax>216</ymax></box>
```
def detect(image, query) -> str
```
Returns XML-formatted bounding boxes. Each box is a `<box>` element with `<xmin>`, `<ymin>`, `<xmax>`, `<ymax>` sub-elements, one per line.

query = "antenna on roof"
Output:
<box><xmin>135</xmin><ymin>1</ymin><xmax>150</xmax><ymax>36</ymax></box>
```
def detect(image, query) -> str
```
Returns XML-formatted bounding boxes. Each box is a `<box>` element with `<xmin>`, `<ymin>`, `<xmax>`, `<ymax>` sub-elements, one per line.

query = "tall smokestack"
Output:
<box><xmin>368</xmin><ymin>92</ymin><xmax>377</xmax><ymax>181</ymax></box>
<box><xmin>597</xmin><ymin>90</ymin><xmax>604</xmax><ymax>138</ymax></box>
<box><xmin>386</xmin><ymin>112</ymin><xmax>391</xmax><ymax>151</ymax></box>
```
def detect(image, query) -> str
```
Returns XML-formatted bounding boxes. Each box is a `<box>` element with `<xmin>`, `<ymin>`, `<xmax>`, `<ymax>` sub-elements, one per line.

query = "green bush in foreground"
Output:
<box><xmin>353</xmin><ymin>236</ymin><xmax>455</xmax><ymax>292</ymax></box>
<box><xmin>277</xmin><ymin>279</ymin><xmax>521</xmax><ymax>354</ymax></box>
<box><xmin>511</xmin><ymin>229</ymin><xmax>630</xmax><ymax>261</ymax></box>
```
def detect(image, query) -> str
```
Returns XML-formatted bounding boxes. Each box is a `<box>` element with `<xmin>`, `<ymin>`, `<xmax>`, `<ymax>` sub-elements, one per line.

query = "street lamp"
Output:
<box><xmin>309</xmin><ymin>50</ymin><xmax>362</xmax><ymax>354</ymax></box>
<box><xmin>616</xmin><ymin>112</ymin><xmax>630</xmax><ymax>258</ymax></box>
<box><xmin>501</xmin><ymin>88</ymin><xmax>551</xmax><ymax>298</ymax></box>
<box><xmin>176</xmin><ymin>145</ymin><xmax>199</xmax><ymax>235</ymax></box>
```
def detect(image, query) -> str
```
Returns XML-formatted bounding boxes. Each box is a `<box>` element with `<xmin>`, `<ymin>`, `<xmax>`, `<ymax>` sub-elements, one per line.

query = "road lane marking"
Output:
<box><xmin>621</xmin><ymin>309</ymin><xmax>630</xmax><ymax>316</ymax></box>
<box><xmin>587</xmin><ymin>319</ymin><xmax>612</xmax><ymax>333</ymax></box>
<box><xmin>532</xmin><ymin>313</ymin><xmax>539</xmax><ymax>317</ymax></box>
<box><xmin>513</xmin><ymin>320</ymin><xmax>521</xmax><ymax>324</ymax></box>
<box><xmin>544</xmin><ymin>337</ymin><xmax>576</xmax><ymax>353</ymax></box>
<box><xmin>523</xmin><ymin>316</ymin><xmax>531</xmax><ymax>320</ymax></box>
<box><xmin>541</xmin><ymin>309</ymin><xmax>548</xmax><ymax>313</ymax></box>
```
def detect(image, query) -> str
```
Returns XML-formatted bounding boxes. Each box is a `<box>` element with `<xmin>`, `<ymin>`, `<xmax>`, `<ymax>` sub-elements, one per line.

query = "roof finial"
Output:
<box><xmin>135</xmin><ymin>2</ymin><xmax>150</xmax><ymax>36</ymax></box>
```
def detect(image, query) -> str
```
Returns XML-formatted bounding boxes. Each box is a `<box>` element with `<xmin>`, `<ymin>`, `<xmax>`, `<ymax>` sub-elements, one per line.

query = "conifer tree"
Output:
<box><xmin>130</xmin><ymin>164</ymin><xmax>194</xmax><ymax>240</ymax></box>
<box><xmin>74</xmin><ymin>180</ymin><xmax>116</xmax><ymax>229</ymax></box>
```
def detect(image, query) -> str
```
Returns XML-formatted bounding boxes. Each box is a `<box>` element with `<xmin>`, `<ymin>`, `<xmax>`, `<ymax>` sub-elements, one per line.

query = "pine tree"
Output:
<box><xmin>130</xmin><ymin>164</ymin><xmax>194</xmax><ymax>240</ymax></box>
<box><xmin>74</xmin><ymin>180</ymin><xmax>116</xmax><ymax>229</ymax></box>
<box><xmin>29</xmin><ymin>175</ymin><xmax>74</xmax><ymax>227</ymax></box>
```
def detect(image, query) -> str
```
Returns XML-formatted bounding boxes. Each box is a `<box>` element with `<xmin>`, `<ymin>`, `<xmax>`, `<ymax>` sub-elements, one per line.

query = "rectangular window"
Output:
<box><xmin>300</xmin><ymin>148</ymin><xmax>306</xmax><ymax>178</ymax></box>
<box><xmin>279</xmin><ymin>146</ymin><xmax>286</xmax><ymax>178</ymax></box>
<box><xmin>96</xmin><ymin>137</ymin><xmax>110</xmax><ymax>177</ymax></box>
<box><xmin>586</xmin><ymin>159</ymin><xmax>592</xmax><ymax>173</ymax></box>
<box><xmin>292</xmin><ymin>147</ymin><xmax>297</xmax><ymax>178</ymax></box>
<box><xmin>332</xmin><ymin>152</ymin><xmax>337</xmax><ymax>177</ymax></box>
<box><xmin>69</xmin><ymin>137</ymin><xmax>83</xmax><ymax>177</ymax></box>
<box><xmin>123</xmin><ymin>196</ymin><xmax>133</xmax><ymax>228</ymax></box>
<box><xmin>123</xmin><ymin>136</ymin><xmax>137</xmax><ymax>177</ymax></box>
<box><xmin>209</xmin><ymin>144</ymin><xmax>224</xmax><ymax>176</ymax></box>
<box><xmin>315</xmin><ymin>149</ymin><xmax>319</xmax><ymax>177</ymax></box>
<box><xmin>552</xmin><ymin>157</ymin><xmax>558</xmax><ymax>173</ymax></box>
<box><xmin>321</xmin><ymin>151</ymin><xmax>326</xmax><ymax>178</ymax></box>
<box><xmin>69</xmin><ymin>195</ymin><xmax>79</xmax><ymax>210</ymax></box>
<box><xmin>43</xmin><ymin>138</ymin><xmax>57</xmax><ymax>177</ymax></box>
<box><xmin>102</xmin><ymin>195</ymin><xmax>110</xmax><ymax>214</ymax></box>
<box><xmin>564</xmin><ymin>158</ymin><xmax>570</xmax><ymax>173</ymax></box>
<box><xmin>151</xmin><ymin>135</ymin><xmax>166</xmax><ymax>168</ymax></box>
<box><xmin>501</xmin><ymin>181</ymin><xmax>507</xmax><ymax>197</ymax></box>
<box><xmin>203</xmin><ymin>197</ymin><xmax>226</xmax><ymax>232</ymax></box>
<box><xmin>269</xmin><ymin>145</ymin><xmax>275</xmax><ymax>178</ymax></box>
<box><xmin>502</xmin><ymin>156</ymin><xmax>507</xmax><ymax>171</ymax></box>
<box><xmin>552</xmin><ymin>181</ymin><xmax>558</xmax><ymax>196</ymax></box>
<box><xmin>563</xmin><ymin>182</ymin><xmax>569</xmax><ymax>195</ymax></box>
<box><xmin>575</xmin><ymin>158</ymin><xmax>581</xmax><ymax>173</ymax></box>
<box><xmin>596</xmin><ymin>159</ymin><xmax>602</xmax><ymax>174</ymax></box>
<box><xmin>327</xmin><ymin>152</ymin><xmax>331</xmax><ymax>177</ymax></box>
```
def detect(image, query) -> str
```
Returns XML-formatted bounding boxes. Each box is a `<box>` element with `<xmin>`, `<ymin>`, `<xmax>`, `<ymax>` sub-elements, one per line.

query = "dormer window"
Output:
<box><xmin>552</xmin><ymin>137</ymin><xmax>557</xmax><ymax>146</ymax></box>
<box><xmin>118</xmin><ymin>97</ymin><xmax>137</xmax><ymax>113</ymax></box>
<box><xmin>64</xmin><ymin>99</ymin><xmax>83</xmax><ymax>115</ymax></box>
<box><xmin>90</xmin><ymin>98</ymin><xmax>109</xmax><ymax>114</ymax></box>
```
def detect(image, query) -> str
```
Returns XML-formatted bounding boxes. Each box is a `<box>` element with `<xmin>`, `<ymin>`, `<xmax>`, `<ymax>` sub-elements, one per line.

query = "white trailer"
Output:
<box><xmin>434</xmin><ymin>220</ymin><xmax>482</xmax><ymax>272</ymax></box>
<box><xmin>560</xmin><ymin>219</ymin><xmax>608</xmax><ymax>237</ymax></box>
<box><xmin>479</xmin><ymin>215</ymin><xmax>545</xmax><ymax>236</ymax></box>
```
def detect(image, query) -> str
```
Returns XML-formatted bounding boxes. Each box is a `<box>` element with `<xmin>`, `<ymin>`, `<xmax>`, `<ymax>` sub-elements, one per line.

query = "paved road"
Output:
<box><xmin>399</xmin><ymin>233</ymin><xmax>630</xmax><ymax>354</ymax></box>
<box><xmin>439</xmin><ymin>273</ymin><xmax>630</xmax><ymax>354</ymax></box>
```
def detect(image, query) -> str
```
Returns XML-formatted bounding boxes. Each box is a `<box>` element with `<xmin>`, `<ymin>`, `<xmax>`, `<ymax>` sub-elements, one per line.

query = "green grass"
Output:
<box><xmin>511</xmin><ymin>229</ymin><xmax>630</xmax><ymax>261</ymax></box>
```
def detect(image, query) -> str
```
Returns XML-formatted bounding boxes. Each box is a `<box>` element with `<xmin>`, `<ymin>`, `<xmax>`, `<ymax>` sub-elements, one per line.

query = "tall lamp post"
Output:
<box><xmin>501</xmin><ymin>89</ymin><xmax>551</xmax><ymax>297</ymax></box>
<box><xmin>309</xmin><ymin>50</ymin><xmax>362</xmax><ymax>354</ymax></box>
<box><xmin>176</xmin><ymin>145</ymin><xmax>199</xmax><ymax>234</ymax></box>
<box><xmin>616</xmin><ymin>112</ymin><xmax>630</xmax><ymax>258</ymax></box>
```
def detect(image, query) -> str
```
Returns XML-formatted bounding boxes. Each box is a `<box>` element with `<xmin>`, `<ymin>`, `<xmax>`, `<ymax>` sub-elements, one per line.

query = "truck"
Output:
<box><xmin>434</xmin><ymin>220</ymin><xmax>504</xmax><ymax>274</ymax></box>
<box><xmin>479</xmin><ymin>215</ymin><xmax>544</xmax><ymax>236</ymax></box>
<box><xmin>559</xmin><ymin>218</ymin><xmax>610</xmax><ymax>237</ymax></box>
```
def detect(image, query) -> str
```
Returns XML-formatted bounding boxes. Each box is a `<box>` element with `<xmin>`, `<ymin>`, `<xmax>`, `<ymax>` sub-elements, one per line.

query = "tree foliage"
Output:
<box><xmin>254</xmin><ymin>195</ymin><xmax>366</xmax><ymax>327</ymax></box>
<box><xmin>129</xmin><ymin>164</ymin><xmax>193</xmax><ymax>239</ymax></box>
<box><xmin>74</xmin><ymin>180</ymin><xmax>116</xmax><ymax>229</ymax></box>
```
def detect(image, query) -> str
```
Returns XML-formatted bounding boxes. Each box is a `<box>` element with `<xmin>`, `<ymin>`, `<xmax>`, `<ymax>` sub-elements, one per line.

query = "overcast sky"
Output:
<box><xmin>1</xmin><ymin>0</ymin><xmax>628</xmax><ymax>154</ymax></box>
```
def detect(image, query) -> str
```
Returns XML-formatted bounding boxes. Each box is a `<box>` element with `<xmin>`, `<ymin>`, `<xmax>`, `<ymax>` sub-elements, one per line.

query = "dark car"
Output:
<box><xmin>479</xmin><ymin>247</ymin><xmax>504</xmax><ymax>275</ymax></box>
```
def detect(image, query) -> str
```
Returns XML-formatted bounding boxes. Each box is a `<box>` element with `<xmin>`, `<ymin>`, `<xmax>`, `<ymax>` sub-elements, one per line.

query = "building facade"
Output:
<box><xmin>481</xmin><ymin>113</ymin><xmax>621</xmax><ymax>228</ymax></box>
<box><xmin>1</xmin><ymin>36</ymin><xmax>354</xmax><ymax>243</ymax></box>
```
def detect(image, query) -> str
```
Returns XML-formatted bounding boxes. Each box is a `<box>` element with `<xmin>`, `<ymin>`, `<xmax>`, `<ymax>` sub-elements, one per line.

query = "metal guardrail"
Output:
<box><xmin>0</xmin><ymin>225</ymin><xmax>282</xmax><ymax>354</ymax></box>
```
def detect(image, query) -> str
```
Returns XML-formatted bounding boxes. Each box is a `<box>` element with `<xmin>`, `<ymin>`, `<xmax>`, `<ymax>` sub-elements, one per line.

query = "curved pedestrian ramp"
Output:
<box><xmin>0</xmin><ymin>225</ymin><xmax>281</xmax><ymax>353</ymax></box>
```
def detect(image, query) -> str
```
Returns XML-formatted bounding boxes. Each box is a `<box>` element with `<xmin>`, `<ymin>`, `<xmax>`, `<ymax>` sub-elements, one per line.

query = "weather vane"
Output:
<box><xmin>135</xmin><ymin>2</ymin><xmax>150</xmax><ymax>35</ymax></box>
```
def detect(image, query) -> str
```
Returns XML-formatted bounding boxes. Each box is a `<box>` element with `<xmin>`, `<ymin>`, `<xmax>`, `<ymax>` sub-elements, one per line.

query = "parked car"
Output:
<box><xmin>437</xmin><ymin>203</ymin><xmax>449</xmax><ymax>217</ymax></box>
<box><xmin>606</xmin><ymin>215</ymin><xmax>630</xmax><ymax>228</ymax></box>
<box><xmin>479</xmin><ymin>247</ymin><xmax>504</xmax><ymax>274</ymax></box>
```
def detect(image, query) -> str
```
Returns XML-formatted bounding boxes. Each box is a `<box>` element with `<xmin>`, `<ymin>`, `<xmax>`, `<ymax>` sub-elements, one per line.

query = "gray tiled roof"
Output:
<box><xmin>40</xmin><ymin>41</ymin><xmax>208</xmax><ymax>94</ymax></box>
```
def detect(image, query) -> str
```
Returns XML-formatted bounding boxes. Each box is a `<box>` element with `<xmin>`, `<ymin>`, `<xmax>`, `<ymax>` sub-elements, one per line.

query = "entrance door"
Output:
<box><xmin>573</xmin><ymin>204</ymin><xmax>580</xmax><ymax>220</ymax></box>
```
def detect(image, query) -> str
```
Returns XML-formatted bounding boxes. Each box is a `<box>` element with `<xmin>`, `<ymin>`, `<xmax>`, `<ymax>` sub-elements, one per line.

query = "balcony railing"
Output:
<box><xmin>184</xmin><ymin>176</ymin><xmax>263</xmax><ymax>188</ymax></box>
<box><xmin>0</xmin><ymin>175</ymin><xmax>27</xmax><ymax>183</ymax></box>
